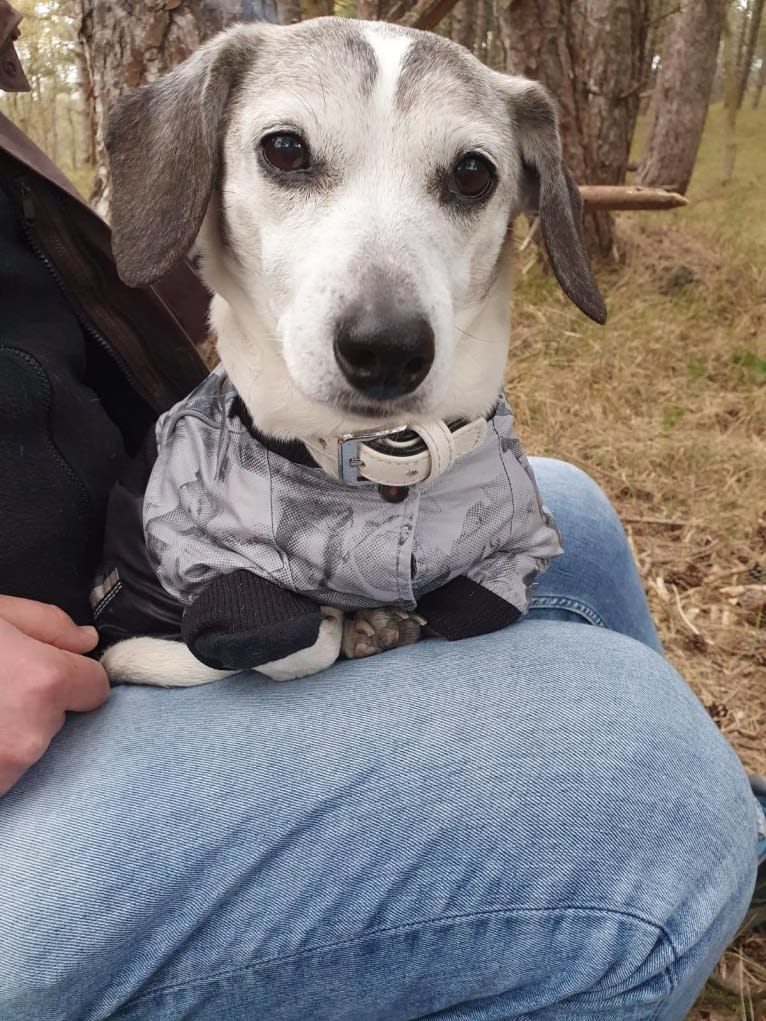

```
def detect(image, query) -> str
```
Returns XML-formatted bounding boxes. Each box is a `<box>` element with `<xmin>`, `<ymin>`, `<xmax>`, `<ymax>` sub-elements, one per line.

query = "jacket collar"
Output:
<box><xmin>230</xmin><ymin>392</ymin><xmax>498</xmax><ymax>487</ymax></box>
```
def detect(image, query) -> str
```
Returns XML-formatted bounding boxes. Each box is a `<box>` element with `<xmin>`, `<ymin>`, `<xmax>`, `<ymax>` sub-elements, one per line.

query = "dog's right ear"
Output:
<box><xmin>107</xmin><ymin>26</ymin><xmax>259</xmax><ymax>287</ymax></box>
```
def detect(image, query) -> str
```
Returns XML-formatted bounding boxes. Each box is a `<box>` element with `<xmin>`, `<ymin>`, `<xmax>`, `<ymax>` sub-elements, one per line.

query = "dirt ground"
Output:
<box><xmin>507</xmin><ymin>103</ymin><xmax>765</xmax><ymax>1019</ymax></box>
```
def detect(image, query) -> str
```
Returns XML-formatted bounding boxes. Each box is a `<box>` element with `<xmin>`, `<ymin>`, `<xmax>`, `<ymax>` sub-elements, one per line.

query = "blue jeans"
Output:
<box><xmin>1</xmin><ymin>459</ymin><xmax>762</xmax><ymax>1021</ymax></box>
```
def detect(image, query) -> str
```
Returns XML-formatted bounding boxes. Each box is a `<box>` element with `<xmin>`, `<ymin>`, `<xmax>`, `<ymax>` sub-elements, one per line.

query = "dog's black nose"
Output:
<box><xmin>334</xmin><ymin>307</ymin><xmax>435</xmax><ymax>400</ymax></box>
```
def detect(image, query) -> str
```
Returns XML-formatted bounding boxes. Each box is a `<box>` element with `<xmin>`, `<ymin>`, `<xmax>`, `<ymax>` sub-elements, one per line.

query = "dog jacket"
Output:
<box><xmin>93</xmin><ymin>365</ymin><xmax>562</xmax><ymax>670</ymax></box>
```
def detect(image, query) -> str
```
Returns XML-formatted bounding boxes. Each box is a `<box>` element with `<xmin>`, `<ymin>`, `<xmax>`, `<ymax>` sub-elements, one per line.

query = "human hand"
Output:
<box><xmin>0</xmin><ymin>596</ymin><xmax>109</xmax><ymax>796</ymax></box>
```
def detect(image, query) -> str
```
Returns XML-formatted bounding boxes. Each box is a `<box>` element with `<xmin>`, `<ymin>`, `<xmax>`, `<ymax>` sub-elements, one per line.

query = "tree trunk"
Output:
<box><xmin>486</xmin><ymin>0</ymin><xmax>503</xmax><ymax>69</ymax></box>
<box><xmin>736</xmin><ymin>0</ymin><xmax>765</xmax><ymax>107</ymax></box>
<box><xmin>366</xmin><ymin>0</ymin><xmax>418</xmax><ymax>20</ymax></box>
<box><xmin>639</xmin><ymin>10</ymin><xmax>657</xmax><ymax>112</ymax></box>
<box><xmin>301</xmin><ymin>0</ymin><xmax>332</xmax><ymax>16</ymax></box>
<box><xmin>639</xmin><ymin>0</ymin><xmax>672</xmax><ymax>115</ymax></box>
<box><xmin>498</xmin><ymin>0</ymin><xmax>649</xmax><ymax>262</ymax></box>
<box><xmin>753</xmin><ymin>39</ymin><xmax>766</xmax><ymax>107</ymax></box>
<box><xmin>473</xmin><ymin>0</ymin><xmax>487</xmax><ymax>62</ymax></box>
<box><xmin>282</xmin><ymin>0</ymin><xmax>302</xmax><ymax>21</ymax></box>
<box><xmin>451</xmin><ymin>0</ymin><xmax>476</xmax><ymax>50</ymax></box>
<box><xmin>357</xmin><ymin>0</ymin><xmax>379</xmax><ymax>16</ymax></box>
<box><xmin>637</xmin><ymin>0</ymin><xmax>726</xmax><ymax>194</ymax></box>
<box><xmin>77</xmin><ymin>0</ymin><xmax>292</xmax><ymax>217</ymax></box>
<box><xmin>399</xmin><ymin>0</ymin><xmax>461</xmax><ymax>30</ymax></box>
<box><xmin>586</xmin><ymin>1</ymin><xmax>648</xmax><ymax>190</ymax></box>
<box><xmin>734</xmin><ymin>0</ymin><xmax>751</xmax><ymax>85</ymax></box>
<box><xmin>73</xmin><ymin>36</ymin><xmax>95</xmax><ymax>169</ymax></box>
<box><xmin>722</xmin><ymin>3</ymin><xmax>739</xmax><ymax>185</ymax></box>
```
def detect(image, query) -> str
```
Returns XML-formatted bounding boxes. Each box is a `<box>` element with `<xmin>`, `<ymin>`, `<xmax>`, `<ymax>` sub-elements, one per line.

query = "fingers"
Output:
<box><xmin>0</xmin><ymin>596</ymin><xmax>98</xmax><ymax>653</ymax></box>
<box><xmin>0</xmin><ymin>618</ymin><xmax>110</xmax><ymax>714</ymax></box>
<box><xmin>0</xmin><ymin>622</ymin><xmax>110</xmax><ymax>796</ymax></box>
<box><xmin>52</xmin><ymin>647</ymin><xmax>110</xmax><ymax>713</ymax></box>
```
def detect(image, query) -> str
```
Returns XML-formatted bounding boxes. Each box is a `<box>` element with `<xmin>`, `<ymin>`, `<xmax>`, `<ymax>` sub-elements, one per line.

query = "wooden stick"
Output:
<box><xmin>671</xmin><ymin>584</ymin><xmax>701</xmax><ymax>636</ymax></box>
<box><xmin>519</xmin><ymin>217</ymin><xmax>540</xmax><ymax>252</ymax></box>
<box><xmin>578</xmin><ymin>185</ymin><xmax>688</xmax><ymax>210</ymax></box>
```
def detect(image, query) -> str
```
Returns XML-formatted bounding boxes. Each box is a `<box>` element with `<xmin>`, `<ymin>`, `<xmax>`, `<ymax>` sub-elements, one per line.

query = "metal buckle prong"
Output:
<box><xmin>337</xmin><ymin>425</ymin><xmax>409</xmax><ymax>485</ymax></box>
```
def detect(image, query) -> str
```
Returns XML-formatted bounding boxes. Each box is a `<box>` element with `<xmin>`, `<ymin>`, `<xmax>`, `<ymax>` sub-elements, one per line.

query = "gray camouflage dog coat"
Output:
<box><xmin>94</xmin><ymin>366</ymin><xmax>562</xmax><ymax>671</ymax></box>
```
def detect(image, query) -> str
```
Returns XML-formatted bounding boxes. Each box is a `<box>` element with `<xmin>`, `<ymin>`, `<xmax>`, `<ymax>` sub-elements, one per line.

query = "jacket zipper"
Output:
<box><xmin>18</xmin><ymin>180</ymin><xmax>146</xmax><ymax>396</ymax></box>
<box><xmin>16</xmin><ymin>177</ymin><xmax>202</xmax><ymax>413</ymax></box>
<box><xmin>3</xmin><ymin>346</ymin><xmax>92</xmax><ymax>509</ymax></box>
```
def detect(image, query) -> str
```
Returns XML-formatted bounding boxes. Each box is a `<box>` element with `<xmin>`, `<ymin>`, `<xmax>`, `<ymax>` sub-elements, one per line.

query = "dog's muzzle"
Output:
<box><xmin>305</xmin><ymin>415</ymin><xmax>489</xmax><ymax>487</ymax></box>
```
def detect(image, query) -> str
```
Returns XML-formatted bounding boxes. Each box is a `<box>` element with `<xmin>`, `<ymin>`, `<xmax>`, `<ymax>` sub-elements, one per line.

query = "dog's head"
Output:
<box><xmin>108</xmin><ymin>19</ymin><xmax>605</xmax><ymax>438</ymax></box>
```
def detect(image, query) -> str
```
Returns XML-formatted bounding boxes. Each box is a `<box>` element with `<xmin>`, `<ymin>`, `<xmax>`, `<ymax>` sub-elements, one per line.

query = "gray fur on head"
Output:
<box><xmin>107</xmin><ymin>26</ymin><xmax>259</xmax><ymax>287</ymax></box>
<box><xmin>505</xmin><ymin>77</ymin><xmax>606</xmax><ymax>325</ymax></box>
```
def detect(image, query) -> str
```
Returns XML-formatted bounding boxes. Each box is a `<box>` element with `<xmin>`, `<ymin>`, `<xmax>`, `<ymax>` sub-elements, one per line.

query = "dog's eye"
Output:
<box><xmin>450</xmin><ymin>153</ymin><xmax>495</xmax><ymax>201</ymax></box>
<box><xmin>261</xmin><ymin>133</ymin><xmax>311</xmax><ymax>173</ymax></box>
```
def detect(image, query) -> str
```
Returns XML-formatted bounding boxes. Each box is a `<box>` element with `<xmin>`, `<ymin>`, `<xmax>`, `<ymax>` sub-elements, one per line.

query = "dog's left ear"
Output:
<box><xmin>504</xmin><ymin>77</ymin><xmax>607</xmax><ymax>325</ymax></box>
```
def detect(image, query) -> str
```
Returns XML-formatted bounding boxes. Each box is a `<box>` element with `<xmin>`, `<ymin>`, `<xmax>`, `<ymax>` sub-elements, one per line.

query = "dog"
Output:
<box><xmin>94</xmin><ymin>16</ymin><xmax>606</xmax><ymax>687</ymax></box>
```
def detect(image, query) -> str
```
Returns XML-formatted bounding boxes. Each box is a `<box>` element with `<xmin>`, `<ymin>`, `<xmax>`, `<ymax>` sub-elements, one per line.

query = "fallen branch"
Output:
<box><xmin>671</xmin><ymin>584</ymin><xmax>701</xmax><ymax>636</ymax></box>
<box><xmin>519</xmin><ymin>217</ymin><xmax>540</xmax><ymax>252</ymax></box>
<box><xmin>578</xmin><ymin>185</ymin><xmax>688</xmax><ymax>211</ymax></box>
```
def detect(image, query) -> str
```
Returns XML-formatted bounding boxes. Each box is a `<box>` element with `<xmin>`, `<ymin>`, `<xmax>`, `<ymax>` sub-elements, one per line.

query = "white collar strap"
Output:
<box><xmin>304</xmin><ymin>415</ymin><xmax>489</xmax><ymax>488</ymax></box>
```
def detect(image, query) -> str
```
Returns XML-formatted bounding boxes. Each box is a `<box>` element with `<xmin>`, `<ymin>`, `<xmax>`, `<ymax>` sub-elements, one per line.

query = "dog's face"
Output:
<box><xmin>108</xmin><ymin>19</ymin><xmax>604</xmax><ymax>438</ymax></box>
<box><xmin>217</xmin><ymin>24</ymin><xmax>522</xmax><ymax>425</ymax></box>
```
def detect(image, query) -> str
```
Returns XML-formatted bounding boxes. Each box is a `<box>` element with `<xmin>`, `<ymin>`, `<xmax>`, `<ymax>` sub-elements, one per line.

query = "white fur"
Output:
<box><xmin>102</xmin><ymin>609</ymin><xmax>345</xmax><ymax>687</ymax></box>
<box><xmin>367</xmin><ymin>26</ymin><xmax>413</xmax><ymax>119</ymax></box>
<box><xmin>101</xmin><ymin>638</ymin><xmax>237</xmax><ymax>688</ymax></box>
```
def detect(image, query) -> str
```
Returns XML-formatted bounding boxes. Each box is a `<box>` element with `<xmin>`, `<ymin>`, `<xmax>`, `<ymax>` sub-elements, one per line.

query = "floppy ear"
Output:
<box><xmin>506</xmin><ymin>78</ymin><xmax>607</xmax><ymax>325</ymax></box>
<box><xmin>106</xmin><ymin>26</ymin><xmax>258</xmax><ymax>287</ymax></box>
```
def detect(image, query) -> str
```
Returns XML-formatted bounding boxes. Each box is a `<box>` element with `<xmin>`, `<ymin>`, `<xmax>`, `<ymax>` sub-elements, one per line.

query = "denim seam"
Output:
<box><xmin>641</xmin><ymin>862</ymin><xmax>760</xmax><ymax>1020</ymax></box>
<box><xmin>528</xmin><ymin>594</ymin><xmax>608</xmax><ymax>629</ymax></box>
<box><xmin>122</xmin><ymin>903</ymin><xmax>676</xmax><ymax>1007</ymax></box>
<box><xmin>647</xmin><ymin>964</ymin><xmax>677</xmax><ymax>1021</ymax></box>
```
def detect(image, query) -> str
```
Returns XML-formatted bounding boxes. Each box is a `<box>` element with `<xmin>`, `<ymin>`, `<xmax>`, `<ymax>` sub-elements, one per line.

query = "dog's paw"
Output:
<box><xmin>342</xmin><ymin>608</ymin><xmax>424</xmax><ymax>660</ymax></box>
<box><xmin>257</xmin><ymin>607</ymin><xmax>344</xmax><ymax>681</ymax></box>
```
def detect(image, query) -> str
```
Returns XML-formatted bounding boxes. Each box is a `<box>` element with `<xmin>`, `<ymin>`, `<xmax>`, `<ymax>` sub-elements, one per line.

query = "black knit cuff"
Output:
<box><xmin>417</xmin><ymin>577</ymin><xmax>520</xmax><ymax>641</ymax></box>
<box><xmin>182</xmin><ymin>570</ymin><xmax>322</xmax><ymax>670</ymax></box>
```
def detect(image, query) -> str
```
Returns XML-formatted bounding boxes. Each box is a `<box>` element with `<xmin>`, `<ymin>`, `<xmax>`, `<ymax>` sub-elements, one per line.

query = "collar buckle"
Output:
<box><xmin>337</xmin><ymin>425</ymin><xmax>409</xmax><ymax>485</ymax></box>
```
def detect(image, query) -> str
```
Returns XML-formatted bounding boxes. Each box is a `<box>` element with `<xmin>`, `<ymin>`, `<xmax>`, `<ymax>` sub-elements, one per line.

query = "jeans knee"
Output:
<box><xmin>528</xmin><ymin>457</ymin><xmax>662</xmax><ymax>650</ymax></box>
<box><xmin>359</xmin><ymin>627</ymin><xmax>759</xmax><ymax>1016</ymax></box>
<box><xmin>535</xmin><ymin>626</ymin><xmax>757</xmax><ymax>950</ymax></box>
<box><xmin>454</xmin><ymin>625</ymin><xmax>758</xmax><ymax>939</ymax></box>
<box><xmin>530</xmin><ymin>457</ymin><xmax>623</xmax><ymax>539</ymax></box>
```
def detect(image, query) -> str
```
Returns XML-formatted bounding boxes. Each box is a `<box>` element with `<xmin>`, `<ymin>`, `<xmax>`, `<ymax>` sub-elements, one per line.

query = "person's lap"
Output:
<box><xmin>527</xmin><ymin>458</ymin><xmax>662</xmax><ymax>653</ymax></box>
<box><xmin>0</xmin><ymin>459</ymin><xmax>760</xmax><ymax>1021</ymax></box>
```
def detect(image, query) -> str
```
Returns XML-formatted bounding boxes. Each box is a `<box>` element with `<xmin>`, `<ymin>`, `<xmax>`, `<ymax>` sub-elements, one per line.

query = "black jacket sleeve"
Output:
<box><xmin>417</xmin><ymin>576</ymin><xmax>520</xmax><ymax>641</ymax></box>
<box><xmin>181</xmin><ymin>570</ymin><xmax>323</xmax><ymax>671</ymax></box>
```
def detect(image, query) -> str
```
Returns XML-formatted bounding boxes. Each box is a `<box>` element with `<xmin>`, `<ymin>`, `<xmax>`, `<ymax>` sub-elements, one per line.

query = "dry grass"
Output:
<box><xmin>507</xmin><ymin>102</ymin><xmax>765</xmax><ymax>1019</ymax></box>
